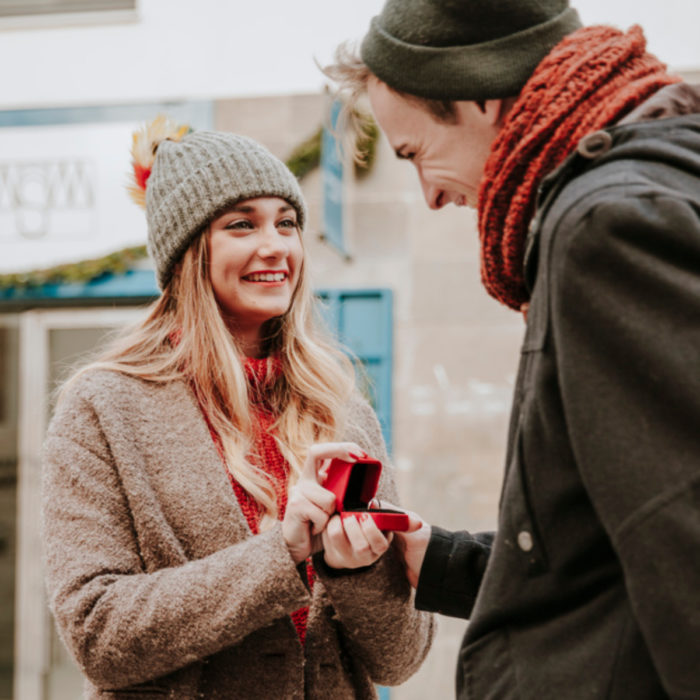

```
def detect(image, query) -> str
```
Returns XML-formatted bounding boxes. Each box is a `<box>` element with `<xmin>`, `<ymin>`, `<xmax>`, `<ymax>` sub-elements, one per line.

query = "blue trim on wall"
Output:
<box><xmin>320</xmin><ymin>99</ymin><xmax>349</xmax><ymax>258</ymax></box>
<box><xmin>0</xmin><ymin>101</ymin><xmax>214</xmax><ymax>129</ymax></box>
<box><xmin>0</xmin><ymin>269</ymin><xmax>159</xmax><ymax>302</ymax></box>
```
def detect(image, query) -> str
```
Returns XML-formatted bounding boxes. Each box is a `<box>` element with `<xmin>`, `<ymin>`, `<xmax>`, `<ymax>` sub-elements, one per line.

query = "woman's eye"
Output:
<box><xmin>225</xmin><ymin>220</ymin><xmax>253</xmax><ymax>231</ymax></box>
<box><xmin>278</xmin><ymin>218</ymin><xmax>297</xmax><ymax>230</ymax></box>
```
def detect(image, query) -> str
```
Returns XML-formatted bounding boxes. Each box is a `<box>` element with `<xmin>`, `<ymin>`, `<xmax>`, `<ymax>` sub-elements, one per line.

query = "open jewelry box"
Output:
<box><xmin>323</xmin><ymin>457</ymin><xmax>410</xmax><ymax>531</ymax></box>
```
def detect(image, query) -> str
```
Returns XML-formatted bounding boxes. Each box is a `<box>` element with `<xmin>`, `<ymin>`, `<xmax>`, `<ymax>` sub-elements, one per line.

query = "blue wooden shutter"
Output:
<box><xmin>316</xmin><ymin>288</ymin><xmax>393</xmax><ymax>454</ymax></box>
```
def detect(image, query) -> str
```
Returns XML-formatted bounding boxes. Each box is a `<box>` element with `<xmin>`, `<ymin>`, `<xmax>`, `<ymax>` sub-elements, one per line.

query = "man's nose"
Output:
<box><xmin>420</xmin><ymin>179</ymin><xmax>446</xmax><ymax>210</ymax></box>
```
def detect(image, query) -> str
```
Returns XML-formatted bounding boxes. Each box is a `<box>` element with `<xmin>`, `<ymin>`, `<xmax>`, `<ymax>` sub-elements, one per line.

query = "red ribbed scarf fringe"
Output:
<box><xmin>478</xmin><ymin>25</ymin><xmax>680</xmax><ymax>311</ymax></box>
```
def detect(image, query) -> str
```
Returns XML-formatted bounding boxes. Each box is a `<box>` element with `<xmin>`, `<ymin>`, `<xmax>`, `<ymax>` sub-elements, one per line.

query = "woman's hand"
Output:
<box><xmin>282</xmin><ymin>442</ymin><xmax>366</xmax><ymax>565</ymax></box>
<box><xmin>322</xmin><ymin>512</ymin><xmax>393</xmax><ymax>569</ymax></box>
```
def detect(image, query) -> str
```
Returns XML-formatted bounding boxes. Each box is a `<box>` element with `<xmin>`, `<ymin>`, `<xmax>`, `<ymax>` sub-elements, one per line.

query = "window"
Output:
<box><xmin>0</xmin><ymin>0</ymin><xmax>135</xmax><ymax>17</ymax></box>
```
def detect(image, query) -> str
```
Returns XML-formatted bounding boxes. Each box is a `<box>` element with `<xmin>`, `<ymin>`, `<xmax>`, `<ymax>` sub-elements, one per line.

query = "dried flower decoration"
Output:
<box><xmin>127</xmin><ymin>115</ymin><xmax>191</xmax><ymax>208</ymax></box>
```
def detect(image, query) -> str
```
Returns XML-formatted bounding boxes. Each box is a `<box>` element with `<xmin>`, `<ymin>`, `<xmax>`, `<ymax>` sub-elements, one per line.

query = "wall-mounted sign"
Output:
<box><xmin>320</xmin><ymin>98</ymin><xmax>350</xmax><ymax>260</ymax></box>
<box><xmin>0</xmin><ymin>101</ymin><xmax>212</xmax><ymax>275</ymax></box>
<box><xmin>0</xmin><ymin>159</ymin><xmax>96</xmax><ymax>241</ymax></box>
<box><xmin>0</xmin><ymin>121</ymin><xmax>145</xmax><ymax>273</ymax></box>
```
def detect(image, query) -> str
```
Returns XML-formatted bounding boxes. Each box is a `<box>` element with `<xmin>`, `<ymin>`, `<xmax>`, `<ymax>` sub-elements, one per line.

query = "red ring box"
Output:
<box><xmin>323</xmin><ymin>457</ymin><xmax>410</xmax><ymax>532</ymax></box>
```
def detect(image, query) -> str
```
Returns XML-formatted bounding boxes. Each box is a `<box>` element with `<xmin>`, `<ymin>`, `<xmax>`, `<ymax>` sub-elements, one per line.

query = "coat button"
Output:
<box><xmin>517</xmin><ymin>530</ymin><xmax>534</xmax><ymax>552</ymax></box>
<box><xmin>577</xmin><ymin>130</ymin><xmax>613</xmax><ymax>158</ymax></box>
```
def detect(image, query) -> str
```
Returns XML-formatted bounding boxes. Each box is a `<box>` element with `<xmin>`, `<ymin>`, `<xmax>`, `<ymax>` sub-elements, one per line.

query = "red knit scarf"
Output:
<box><xmin>478</xmin><ymin>25</ymin><xmax>680</xmax><ymax>311</ymax></box>
<box><xmin>195</xmin><ymin>356</ymin><xmax>315</xmax><ymax>644</ymax></box>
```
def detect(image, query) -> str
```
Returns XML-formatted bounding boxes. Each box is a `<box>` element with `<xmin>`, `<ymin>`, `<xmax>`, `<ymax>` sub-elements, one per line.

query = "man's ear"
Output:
<box><xmin>456</xmin><ymin>98</ymin><xmax>515</xmax><ymax>127</ymax></box>
<box><xmin>482</xmin><ymin>98</ymin><xmax>514</xmax><ymax>127</ymax></box>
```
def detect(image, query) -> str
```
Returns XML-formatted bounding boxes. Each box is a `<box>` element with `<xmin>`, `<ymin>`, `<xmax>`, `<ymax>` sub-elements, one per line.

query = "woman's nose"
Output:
<box><xmin>258</xmin><ymin>226</ymin><xmax>288</xmax><ymax>258</ymax></box>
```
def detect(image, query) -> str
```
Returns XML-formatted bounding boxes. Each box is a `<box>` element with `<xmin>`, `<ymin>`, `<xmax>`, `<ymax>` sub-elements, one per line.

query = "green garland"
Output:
<box><xmin>0</xmin><ymin>245</ymin><xmax>149</xmax><ymax>290</ymax></box>
<box><xmin>285</xmin><ymin>115</ymin><xmax>379</xmax><ymax>180</ymax></box>
<box><xmin>285</xmin><ymin>127</ymin><xmax>323</xmax><ymax>180</ymax></box>
<box><xmin>0</xmin><ymin>116</ymin><xmax>379</xmax><ymax>290</ymax></box>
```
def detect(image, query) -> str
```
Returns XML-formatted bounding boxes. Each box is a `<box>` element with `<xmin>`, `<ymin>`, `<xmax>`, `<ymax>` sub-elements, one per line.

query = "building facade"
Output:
<box><xmin>2</xmin><ymin>2</ymin><xmax>698</xmax><ymax>699</ymax></box>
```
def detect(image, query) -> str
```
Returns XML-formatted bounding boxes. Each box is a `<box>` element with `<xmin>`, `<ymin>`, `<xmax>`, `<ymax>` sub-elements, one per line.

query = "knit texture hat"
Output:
<box><xmin>130</xmin><ymin>122</ymin><xmax>307</xmax><ymax>290</ymax></box>
<box><xmin>360</xmin><ymin>0</ymin><xmax>583</xmax><ymax>100</ymax></box>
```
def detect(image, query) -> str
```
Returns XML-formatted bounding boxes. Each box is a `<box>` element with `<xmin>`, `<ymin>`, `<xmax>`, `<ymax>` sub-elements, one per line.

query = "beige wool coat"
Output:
<box><xmin>41</xmin><ymin>369</ymin><xmax>434</xmax><ymax>699</ymax></box>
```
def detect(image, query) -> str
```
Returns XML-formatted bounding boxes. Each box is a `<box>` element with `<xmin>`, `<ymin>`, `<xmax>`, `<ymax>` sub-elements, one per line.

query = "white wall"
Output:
<box><xmin>0</xmin><ymin>120</ymin><xmax>147</xmax><ymax>272</ymax></box>
<box><xmin>0</xmin><ymin>0</ymin><xmax>698</xmax><ymax>112</ymax></box>
<box><xmin>576</xmin><ymin>0</ymin><xmax>700</xmax><ymax>70</ymax></box>
<box><xmin>1</xmin><ymin>0</ymin><xmax>698</xmax><ymax>273</ymax></box>
<box><xmin>0</xmin><ymin>0</ymin><xmax>387</xmax><ymax>110</ymax></box>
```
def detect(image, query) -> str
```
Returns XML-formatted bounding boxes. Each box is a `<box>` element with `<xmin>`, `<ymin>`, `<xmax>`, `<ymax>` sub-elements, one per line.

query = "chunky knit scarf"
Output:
<box><xmin>196</xmin><ymin>356</ymin><xmax>315</xmax><ymax>644</ymax></box>
<box><xmin>478</xmin><ymin>25</ymin><xmax>680</xmax><ymax>311</ymax></box>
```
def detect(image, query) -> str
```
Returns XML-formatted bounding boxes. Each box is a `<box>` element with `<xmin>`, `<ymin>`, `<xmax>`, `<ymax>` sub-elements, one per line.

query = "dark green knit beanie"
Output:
<box><xmin>360</xmin><ymin>0</ymin><xmax>582</xmax><ymax>100</ymax></box>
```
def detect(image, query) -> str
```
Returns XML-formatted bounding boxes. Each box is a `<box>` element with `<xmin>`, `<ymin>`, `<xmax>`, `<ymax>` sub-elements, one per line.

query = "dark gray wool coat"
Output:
<box><xmin>42</xmin><ymin>369</ymin><xmax>434</xmax><ymax>699</ymax></box>
<box><xmin>416</xmin><ymin>83</ymin><xmax>700</xmax><ymax>700</ymax></box>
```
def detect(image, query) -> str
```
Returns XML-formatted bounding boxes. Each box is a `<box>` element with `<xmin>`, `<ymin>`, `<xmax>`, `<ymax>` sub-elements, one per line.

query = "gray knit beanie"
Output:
<box><xmin>360</xmin><ymin>0</ymin><xmax>582</xmax><ymax>101</ymax></box>
<box><xmin>145</xmin><ymin>130</ymin><xmax>307</xmax><ymax>290</ymax></box>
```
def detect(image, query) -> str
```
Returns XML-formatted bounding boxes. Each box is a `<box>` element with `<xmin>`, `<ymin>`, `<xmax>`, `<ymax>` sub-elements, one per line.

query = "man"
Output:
<box><xmin>327</xmin><ymin>1</ymin><xmax>700</xmax><ymax>698</ymax></box>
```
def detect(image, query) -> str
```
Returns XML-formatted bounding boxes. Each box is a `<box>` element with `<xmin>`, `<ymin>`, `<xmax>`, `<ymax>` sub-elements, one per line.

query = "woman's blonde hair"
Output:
<box><xmin>70</xmin><ymin>224</ymin><xmax>356</xmax><ymax>528</ymax></box>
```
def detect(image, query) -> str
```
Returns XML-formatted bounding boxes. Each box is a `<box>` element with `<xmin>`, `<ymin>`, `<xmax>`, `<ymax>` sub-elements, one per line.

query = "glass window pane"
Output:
<box><xmin>48</xmin><ymin>326</ymin><xmax>116</xmax><ymax>412</ymax></box>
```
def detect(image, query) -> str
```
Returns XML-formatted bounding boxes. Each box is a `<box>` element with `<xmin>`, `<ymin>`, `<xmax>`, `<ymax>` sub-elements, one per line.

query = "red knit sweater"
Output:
<box><xmin>194</xmin><ymin>356</ymin><xmax>315</xmax><ymax>644</ymax></box>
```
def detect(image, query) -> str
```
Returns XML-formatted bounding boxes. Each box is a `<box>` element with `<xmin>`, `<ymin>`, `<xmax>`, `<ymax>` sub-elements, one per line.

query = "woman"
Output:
<box><xmin>41</xmin><ymin>117</ymin><xmax>433</xmax><ymax>699</ymax></box>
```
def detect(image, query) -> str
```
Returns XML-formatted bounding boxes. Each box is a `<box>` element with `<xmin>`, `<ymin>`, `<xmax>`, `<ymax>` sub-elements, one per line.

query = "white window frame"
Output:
<box><xmin>0</xmin><ymin>314</ymin><xmax>19</xmax><ymax>460</ymax></box>
<box><xmin>0</xmin><ymin>0</ymin><xmax>138</xmax><ymax>31</ymax></box>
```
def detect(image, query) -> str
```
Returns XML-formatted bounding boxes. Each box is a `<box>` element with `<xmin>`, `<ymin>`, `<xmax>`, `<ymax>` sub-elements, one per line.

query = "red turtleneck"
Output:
<box><xmin>194</xmin><ymin>356</ymin><xmax>315</xmax><ymax>644</ymax></box>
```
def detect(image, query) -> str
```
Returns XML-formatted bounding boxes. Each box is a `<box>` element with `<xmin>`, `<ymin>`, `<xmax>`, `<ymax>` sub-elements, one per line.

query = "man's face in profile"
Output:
<box><xmin>367</xmin><ymin>77</ymin><xmax>504</xmax><ymax>211</ymax></box>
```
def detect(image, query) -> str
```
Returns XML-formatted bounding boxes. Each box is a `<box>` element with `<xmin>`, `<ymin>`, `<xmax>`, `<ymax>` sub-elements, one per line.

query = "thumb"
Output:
<box><xmin>371</xmin><ymin>500</ymin><xmax>424</xmax><ymax>533</ymax></box>
<box><xmin>404</xmin><ymin>512</ymin><xmax>424</xmax><ymax>533</ymax></box>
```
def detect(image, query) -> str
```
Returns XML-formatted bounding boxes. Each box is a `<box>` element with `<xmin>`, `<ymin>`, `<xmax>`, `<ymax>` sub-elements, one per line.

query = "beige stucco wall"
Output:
<box><xmin>216</xmin><ymin>94</ymin><xmax>525</xmax><ymax>699</ymax></box>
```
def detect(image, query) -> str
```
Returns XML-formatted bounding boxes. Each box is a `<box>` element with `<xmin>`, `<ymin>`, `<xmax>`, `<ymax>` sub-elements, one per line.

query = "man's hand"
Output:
<box><xmin>373</xmin><ymin>502</ymin><xmax>431</xmax><ymax>588</ymax></box>
<box><xmin>521</xmin><ymin>301</ymin><xmax>530</xmax><ymax>322</ymax></box>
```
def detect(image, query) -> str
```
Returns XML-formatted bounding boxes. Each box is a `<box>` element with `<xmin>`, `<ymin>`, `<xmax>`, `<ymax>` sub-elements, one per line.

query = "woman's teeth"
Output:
<box><xmin>245</xmin><ymin>272</ymin><xmax>286</xmax><ymax>282</ymax></box>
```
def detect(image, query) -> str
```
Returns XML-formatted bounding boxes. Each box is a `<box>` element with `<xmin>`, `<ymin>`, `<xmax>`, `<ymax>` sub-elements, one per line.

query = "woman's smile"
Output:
<box><xmin>242</xmin><ymin>269</ymin><xmax>290</xmax><ymax>284</ymax></box>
